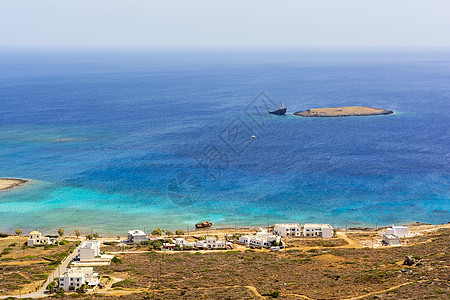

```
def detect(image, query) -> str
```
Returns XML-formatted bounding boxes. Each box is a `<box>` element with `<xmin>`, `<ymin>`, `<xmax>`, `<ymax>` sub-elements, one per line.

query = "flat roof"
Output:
<box><xmin>304</xmin><ymin>224</ymin><xmax>332</xmax><ymax>228</ymax></box>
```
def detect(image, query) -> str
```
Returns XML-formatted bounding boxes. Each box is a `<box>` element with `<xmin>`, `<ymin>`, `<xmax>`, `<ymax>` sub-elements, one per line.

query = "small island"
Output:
<box><xmin>0</xmin><ymin>178</ymin><xmax>28</xmax><ymax>191</ymax></box>
<box><xmin>294</xmin><ymin>106</ymin><xmax>393</xmax><ymax>117</ymax></box>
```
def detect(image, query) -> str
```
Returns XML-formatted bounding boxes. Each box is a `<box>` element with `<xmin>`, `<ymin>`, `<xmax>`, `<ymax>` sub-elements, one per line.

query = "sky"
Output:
<box><xmin>0</xmin><ymin>0</ymin><xmax>449</xmax><ymax>48</ymax></box>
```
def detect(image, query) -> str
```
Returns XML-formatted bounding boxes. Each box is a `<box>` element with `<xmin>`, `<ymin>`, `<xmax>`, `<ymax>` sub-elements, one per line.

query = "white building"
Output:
<box><xmin>127</xmin><ymin>230</ymin><xmax>148</xmax><ymax>244</ymax></box>
<box><xmin>382</xmin><ymin>234</ymin><xmax>401</xmax><ymax>246</ymax></box>
<box><xmin>273</xmin><ymin>224</ymin><xmax>301</xmax><ymax>237</ymax></box>
<box><xmin>385</xmin><ymin>226</ymin><xmax>409</xmax><ymax>237</ymax></box>
<box><xmin>27</xmin><ymin>231</ymin><xmax>51</xmax><ymax>246</ymax></box>
<box><xmin>78</xmin><ymin>240</ymin><xmax>101</xmax><ymax>261</ymax></box>
<box><xmin>72</xmin><ymin>240</ymin><xmax>113</xmax><ymax>266</ymax></box>
<box><xmin>174</xmin><ymin>238</ymin><xmax>196</xmax><ymax>248</ymax></box>
<box><xmin>59</xmin><ymin>267</ymin><xmax>99</xmax><ymax>290</ymax></box>
<box><xmin>239</xmin><ymin>229</ymin><xmax>281</xmax><ymax>248</ymax></box>
<box><xmin>196</xmin><ymin>237</ymin><xmax>225</xmax><ymax>249</ymax></box>
<box><xmin>303</xmin><ymin>224</ymin><xmax>334</xmax><ymax>238</ymax></box>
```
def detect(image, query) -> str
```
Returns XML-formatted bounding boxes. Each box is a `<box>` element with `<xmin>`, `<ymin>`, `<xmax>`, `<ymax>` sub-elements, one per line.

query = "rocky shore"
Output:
<box><xmin>0</xmin><ymin>178</ymin><xmax>29</xmax><ymax>191</ymax></box>
<box><xmin>294</xmin><ymin>106</ymin><xmax>393</xmax><ymax>117</ymax></box>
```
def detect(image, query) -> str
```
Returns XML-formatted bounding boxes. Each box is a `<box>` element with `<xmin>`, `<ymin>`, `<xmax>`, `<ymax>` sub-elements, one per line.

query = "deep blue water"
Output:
<box><xmin>0</xmin><ymin>49</ymin><xmax>449</xmax><ymax>234</ymax></box>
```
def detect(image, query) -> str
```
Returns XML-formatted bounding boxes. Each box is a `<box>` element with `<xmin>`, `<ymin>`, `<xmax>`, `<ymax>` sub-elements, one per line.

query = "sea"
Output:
<box><xmin>0</xmin><ymin>48</ymin><xmax>449</xmax><ymax>234</ymax></box>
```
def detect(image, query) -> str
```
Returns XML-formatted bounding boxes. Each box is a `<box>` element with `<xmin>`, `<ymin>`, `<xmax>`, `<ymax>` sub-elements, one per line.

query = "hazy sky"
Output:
<box><xmin>1</xmin><ymin>0</ymin><xmax>449</xmax><ymax>48</ymax></box>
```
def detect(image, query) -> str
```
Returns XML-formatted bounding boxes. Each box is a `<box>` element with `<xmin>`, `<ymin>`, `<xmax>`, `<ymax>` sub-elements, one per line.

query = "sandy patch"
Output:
<box><xmin>0</xmin><ymin>178</ymin><xmax>28</xmax><ymax>191</ymax></box>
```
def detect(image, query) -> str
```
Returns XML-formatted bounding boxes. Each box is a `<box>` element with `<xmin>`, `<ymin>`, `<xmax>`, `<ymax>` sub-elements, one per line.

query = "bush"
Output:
<box><xmin>176</xmin><ymin>229</ymin><xmax>185</xmax><ymax>236</ymax></box>
<box><xmin>69</xmin><ymin>285</ymin><xmax>75</xmax><ymax>290</ymax></box>
<box><xmin>103</xmin><ymin>241</ymin><xmax>119</xmax><ymax>246</ymax></box>
<box><xmin>59</xmin><ymin>240</ymin><xmax>69</xmax><ymax>245</ymax></box>
<box><xmin>111</xmin><ymin>256</ymin><xmax>122</xmax><ymax>264</ymax></box>
<box><xmin>263</xmin><ymin>291</ymin><xmax>280</xmax><ymax>298</ymax></box>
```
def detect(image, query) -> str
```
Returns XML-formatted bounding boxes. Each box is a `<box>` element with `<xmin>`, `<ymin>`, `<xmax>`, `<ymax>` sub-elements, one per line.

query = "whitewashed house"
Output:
<box><xmin>59</xmin><ymin>267</ymin><xmax>99</xmax><ymax>290</ymax></box>
<box><xmin>78</xmin><ymin>240</ymin><xmax>101</xmax><ymax>261</ymax></box>
<box><xmin>273</xmin><ymin>224</ymin><xmax>301</xmax><ymax>237</ymax></box>
<box><xmin>303</xmin><ymin>224</ymin><xmax>334</xmax><ymax>238</ymax></box>
<box><xmin>27</xmin><ymin>231</ymin><xmax>51</xmax><ymax>246</ymax></box>
<box><xmin>196</xmin><ymin>240</ymin><xmax>207</xmax><ymax>248</ymax></box>
<box><xmin>239</xmin><ymin>235</ymin><xmax>251</xmax><ymax>244</ymax></box>
<box><xmin>174</xmin><ymin>238</ymin><xmax>196</xmax><ymax>248</ymax></box>
<box><xmin>127</xmin><ymin>230</ymin><xmax>148</xmax><ymax>244</ymax></box>
<box><xmin>72</xmin><ymin>240</ymin><xmax>113</xmax><ymax>266</ymax></box>
<box><xmin>239</xmin><ymin>229</ymin><xmax>281</xmax><ymax>248</ymax></box>
<box><xmin>196</xmin><ymin>237</ymin><xmax>226</xmax><ymax>249</ymax></box>
<box><xmin>385</xmin><ymin>226</ymin><xmax>409</xmax><ymax>237</ymax></box>
<box><xmin>382</xmin><ymin>233</ymin><xmax>401</xmax><ymax>246</ymax></box>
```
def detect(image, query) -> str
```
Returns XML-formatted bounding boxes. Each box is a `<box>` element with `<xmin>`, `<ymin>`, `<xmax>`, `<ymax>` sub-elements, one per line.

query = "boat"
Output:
<box><xmin>195</xmin><ymin>221</ymin><xmax>212</xmax><ymax>229</ymax></box>
<box><xmin>268</xmin><ymin>103</ymin><xmax>287</xmax><ymax>115</ymax></box>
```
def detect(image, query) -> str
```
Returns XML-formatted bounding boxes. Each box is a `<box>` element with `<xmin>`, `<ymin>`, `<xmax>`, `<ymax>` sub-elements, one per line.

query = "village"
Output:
<box><xmin>2</xmin><ymin>221</ymin><xmax>442</xmax><ymax>300</ymax></box>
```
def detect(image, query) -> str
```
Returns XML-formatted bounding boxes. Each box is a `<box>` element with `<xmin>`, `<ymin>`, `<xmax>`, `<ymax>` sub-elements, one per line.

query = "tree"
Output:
<box><xmin>166</xmin><ymin>230</ymin><xmax>173</xmax><ymax>236</ymax></box>
<box><xmin>74</xmin><ymin>230</ymin><xmax>81</xmax><ymax>238</ymax></box>
<box><xmin>117</xmin><ymin>235</ymin><xmax>121</xmax><ymax>241</ymax></box>
<box><xmin>93</xmin><ymin>232</ymin><xmax>100</xmax><ymax>239</ymax></box>
<box><xmin>151</xmin><ymin>228</ymin><xmax>162</xmax><ymax>236</ymax></box>
<box><xmin>86</xmin><ymin>234</ymin><xmax>93</xmax><ymax>240</ymax></box>
<box><xmin>58</xmin><ymin>228</ymin><xmax>64</xmax><ymax>237</ymax></box>
<box><xmin>15</xmin><ymin>229</ymin><xmax>23</xmax><ymax>236</ymax></box>
<box><xmin>46</xmin><ymin>280</ymin><xmax>57</xmax><ymax>293</ymax></box>
<box><xmin>152</xmin><ymin>240</ymin><xmax>163</xmax><ymax>249</ymax></box>
<box><xmin>175</xmin><ymin>229</ymin><xmax>185</xmax><ymax>236</ymax></box>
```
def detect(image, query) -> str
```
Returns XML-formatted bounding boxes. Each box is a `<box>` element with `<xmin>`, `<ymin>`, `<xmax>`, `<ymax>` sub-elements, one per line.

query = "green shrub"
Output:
<box><xmin>111</xmin><ymin>279</ymin><xmax>137</xmax><ymax>288</ymax></box>
<box><xmin>263</xmin><ymin>291</ymin><xmax>280</xmax><ymax>298</ymax></box>
<box><xmin>111</xmin><ymin>256</ymin><xmax>122</xmax><ymax>264</ymax></box>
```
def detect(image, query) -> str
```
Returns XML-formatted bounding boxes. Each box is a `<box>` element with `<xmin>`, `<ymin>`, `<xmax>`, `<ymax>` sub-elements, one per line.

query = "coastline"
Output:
<box><xmin>0</xmin><ymin>178</ymin><xmax>29</xmax><ymax>191</ymax></box>
<box><xmin>294</xmin><ymin>106</ymin><xmax>394</xmax><ymax>117</ymax></box>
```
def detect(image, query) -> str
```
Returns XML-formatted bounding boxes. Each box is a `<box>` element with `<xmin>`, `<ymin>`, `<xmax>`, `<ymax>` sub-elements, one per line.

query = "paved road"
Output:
<box><xmin>0</xmin><ymin>244</ymin><xmax>81</xmax><ymax>299</ymax></box>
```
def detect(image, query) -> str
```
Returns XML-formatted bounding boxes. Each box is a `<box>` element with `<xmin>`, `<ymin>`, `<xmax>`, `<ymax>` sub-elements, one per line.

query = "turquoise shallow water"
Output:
<box><xmin>0</xmin><ymin>49</ymin><xmax>449</xmax><ymax>234</ymax></box>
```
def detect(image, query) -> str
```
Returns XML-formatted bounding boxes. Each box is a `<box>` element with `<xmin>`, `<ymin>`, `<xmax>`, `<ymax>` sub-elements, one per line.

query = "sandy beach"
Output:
<box><xmin>0</xmin><ymin>178</ymin><xmax>28</xmax><ymax>191</ymax></box>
